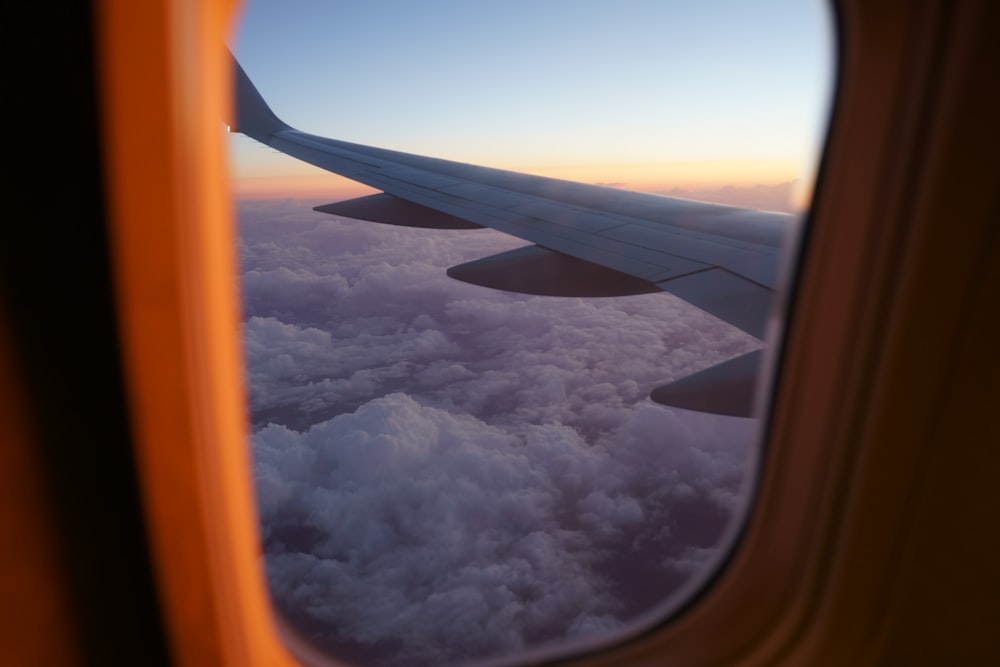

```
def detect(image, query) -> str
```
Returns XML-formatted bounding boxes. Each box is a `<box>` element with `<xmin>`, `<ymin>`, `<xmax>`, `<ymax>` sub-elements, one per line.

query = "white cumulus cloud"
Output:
<box><xmin>237</xmin><ymin>199</ymin><xmax>762</xmax><ymax>666</ymax></box>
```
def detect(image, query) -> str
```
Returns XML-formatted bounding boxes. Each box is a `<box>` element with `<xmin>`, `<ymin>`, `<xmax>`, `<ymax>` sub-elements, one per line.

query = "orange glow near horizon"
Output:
<box><xmin>231</xmin><ymin>173</ymin><xmax>378</xmax><ymax>200</ymax></box>
<box><xmin>231</xmin><ymin>158</ymin><xmax>809</xmax><ymax>211</ymax></box>
<box><xmin>527</xmin><ymin>159</ymin><xmax>801</xmax><ymax>190</ymax></box>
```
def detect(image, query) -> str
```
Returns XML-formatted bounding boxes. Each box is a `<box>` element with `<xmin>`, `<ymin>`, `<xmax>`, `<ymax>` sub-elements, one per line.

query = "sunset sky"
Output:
<box><xmin>227</xmin><ymin>0</ymin><xmax>833</xmax><ymax>203</ymax></box>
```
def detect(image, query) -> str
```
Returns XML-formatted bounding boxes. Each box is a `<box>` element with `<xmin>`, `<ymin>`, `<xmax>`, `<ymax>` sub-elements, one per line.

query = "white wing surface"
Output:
<box><xmin>229</xmin><ymin>54</ymin><xmax>796</xmax><ymax>416</ymax></box>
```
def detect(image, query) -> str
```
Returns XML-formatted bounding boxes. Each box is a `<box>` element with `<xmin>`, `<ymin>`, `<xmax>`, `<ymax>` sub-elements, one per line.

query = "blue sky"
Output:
<box><xmin>228</xmin><ymin>0</ymin><xmax>833</xmax><ymax>197</ymax></box>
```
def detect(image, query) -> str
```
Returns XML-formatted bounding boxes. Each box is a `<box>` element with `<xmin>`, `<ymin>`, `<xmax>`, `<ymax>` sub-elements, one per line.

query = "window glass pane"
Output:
<box><xmin>229</xmin><ymin>2</ymin><xmax>833</xmax><ymax>665</ymax></box>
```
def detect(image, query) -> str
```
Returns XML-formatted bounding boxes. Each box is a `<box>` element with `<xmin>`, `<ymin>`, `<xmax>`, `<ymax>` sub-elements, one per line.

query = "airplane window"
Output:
<box><xmin>229</xmin><ymin>1</ymin><xmax>833</xmax><ymax>665</ymax></box>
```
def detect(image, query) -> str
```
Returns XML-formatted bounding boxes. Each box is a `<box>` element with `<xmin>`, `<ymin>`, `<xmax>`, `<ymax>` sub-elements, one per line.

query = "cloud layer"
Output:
<box><xmin>238</xmin><ymin>199</ymin><xmax>762</xmax><ymax>666</ymax></box>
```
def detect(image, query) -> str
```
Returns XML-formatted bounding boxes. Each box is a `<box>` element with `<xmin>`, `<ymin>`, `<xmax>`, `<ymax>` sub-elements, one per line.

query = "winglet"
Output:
<box><xmin>226</xmin><ymin>50</ymin><xmax>290</xmax><ymax>140</ymax></box>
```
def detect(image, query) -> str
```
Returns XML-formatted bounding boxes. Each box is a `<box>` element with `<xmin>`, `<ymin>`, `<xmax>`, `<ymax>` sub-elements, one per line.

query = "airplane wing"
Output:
<box><xmin>228</xmin><ymin>53</ymin><xmax>796</xmax><ymax>417</ymax></box>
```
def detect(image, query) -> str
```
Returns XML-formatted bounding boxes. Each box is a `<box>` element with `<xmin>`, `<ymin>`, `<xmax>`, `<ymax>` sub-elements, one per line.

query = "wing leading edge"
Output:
<box><xmin>228</xmin><ymin>52</ymin><xmax>795</xmax><ymax>417</ymax></box>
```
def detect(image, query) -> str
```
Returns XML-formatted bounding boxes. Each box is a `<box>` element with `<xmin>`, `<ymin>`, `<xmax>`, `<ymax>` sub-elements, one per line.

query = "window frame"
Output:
<box><xmin>92</xmin><ymin>0</ymin><xmax>1000</xmax><ymax>665</ymax></box>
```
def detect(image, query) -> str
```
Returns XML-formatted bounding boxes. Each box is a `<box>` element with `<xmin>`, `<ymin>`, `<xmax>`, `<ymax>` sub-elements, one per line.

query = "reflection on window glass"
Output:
<box><xmin>230</xmin><ymin>1</ymin><xmax>832</xmax><ymax>665</ymax></box>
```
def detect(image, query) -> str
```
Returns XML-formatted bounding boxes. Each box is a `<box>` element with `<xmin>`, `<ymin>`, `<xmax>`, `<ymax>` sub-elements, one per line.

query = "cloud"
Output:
<box><xmin>237</xmin><ymin>199</ymin><xmax>761</xmax><ymax>665</ymax></box>
<box><xmin>255</xmin><ymin>394</ymin><xmax>623</xmax><ymax>664</ymax></box>
<box><xmin>253</xmin><ymin>395</ymin><xmax>750</xmax><ymax>666</ymax></box>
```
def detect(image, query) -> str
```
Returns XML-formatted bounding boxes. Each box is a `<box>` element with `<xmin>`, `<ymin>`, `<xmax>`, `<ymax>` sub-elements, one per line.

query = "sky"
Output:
<box><xmin>228</xmin><ymin>2</ymin><xmax>834</xmax><ymax>666</ymax></box>
<box><xmin>228</xmin><ymin>0</ymin><xmax>833</xmax><ymax>202</ymax></box>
